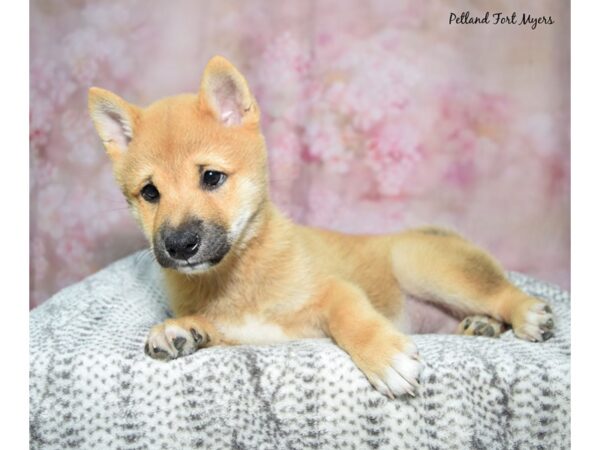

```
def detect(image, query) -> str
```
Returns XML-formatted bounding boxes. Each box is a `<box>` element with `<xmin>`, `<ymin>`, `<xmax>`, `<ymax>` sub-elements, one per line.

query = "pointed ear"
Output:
<box><xmin>88</xmin><ymin>87</ymin><xmax>140</xmax><ymax>157</ymax></box>
<box><xmin>199</xmin><ymin>56</ymin><xmax>260</xmax><ymax>127</ymax></box>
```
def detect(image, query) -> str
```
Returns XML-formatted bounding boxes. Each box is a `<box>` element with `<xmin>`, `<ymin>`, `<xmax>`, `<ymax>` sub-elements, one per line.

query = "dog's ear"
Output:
<box><xmin>199</xmin><ymin>56</ymin><xmax>260</xmax><ymax>127</ymax></box>
<box><xmin>88</xmin><ymin>87</ymin><xmax>141</xmax><ymax>158</ymax></box>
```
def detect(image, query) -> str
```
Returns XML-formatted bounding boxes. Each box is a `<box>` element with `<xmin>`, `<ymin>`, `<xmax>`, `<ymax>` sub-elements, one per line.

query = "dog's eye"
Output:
<box><xmin>140</xmin><ymin>183</ymin><xmax>160</xmax><ymax>203</ymax></box>
<box><xmin>202</xmin><ymin>170</ymin><xmax>227</xmax><ymax>190</ymax></box>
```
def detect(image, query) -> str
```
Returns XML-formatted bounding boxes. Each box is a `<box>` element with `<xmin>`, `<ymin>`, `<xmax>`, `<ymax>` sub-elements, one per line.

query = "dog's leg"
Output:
<box><xmin>145</xmin><ymin>315</ymin><xmax>223</xmax><ymax>360</ymax></box>
<box><xmin>391</xmin><ymin>227</ymin><xmax>555</xmax><ymax>342</ymax></box>
<box><xmin>318</xmin><ymin>278</ymin><xmax>424</xmax><ymax>398</ymax></box>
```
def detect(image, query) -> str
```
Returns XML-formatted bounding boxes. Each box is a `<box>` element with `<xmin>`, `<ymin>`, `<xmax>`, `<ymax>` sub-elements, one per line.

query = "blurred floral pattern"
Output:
<box><xmin>30</xmin><ymin>0</ymin><xmax>570</xmax><ymax>308</ymax></box>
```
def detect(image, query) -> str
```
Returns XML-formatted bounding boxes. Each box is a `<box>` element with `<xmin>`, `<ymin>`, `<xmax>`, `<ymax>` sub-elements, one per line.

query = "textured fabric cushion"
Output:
<box><xmin>30</xmin><ymin>252</ymin><xmax>571</xmax><ymax>449</ymax></box>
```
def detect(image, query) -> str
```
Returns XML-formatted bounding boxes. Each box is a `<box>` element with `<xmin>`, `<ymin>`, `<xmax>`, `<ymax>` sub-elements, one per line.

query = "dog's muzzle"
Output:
<box><xmin>153</xmin><ymin>219</ymin><xmax>230</xmax><ymax>271</ymax></box>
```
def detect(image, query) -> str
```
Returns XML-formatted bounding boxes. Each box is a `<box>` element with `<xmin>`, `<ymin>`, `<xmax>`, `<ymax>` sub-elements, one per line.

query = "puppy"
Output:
<box><xmin>88</xmin><ymin>56</ymin><xmax>554</xmax><ymax>398</ymax></box>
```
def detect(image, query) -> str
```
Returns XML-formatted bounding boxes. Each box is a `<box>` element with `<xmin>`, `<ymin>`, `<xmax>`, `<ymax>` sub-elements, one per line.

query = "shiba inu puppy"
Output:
<box><xmin>88</xmin><ymin>56</ymin><xmax>554</xmax><ymax>398</ymax></box>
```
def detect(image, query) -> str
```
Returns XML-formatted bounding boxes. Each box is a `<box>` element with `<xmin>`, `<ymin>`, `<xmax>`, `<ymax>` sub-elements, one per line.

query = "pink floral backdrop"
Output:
<box><xmin>30</xmin><ymin>0</ymin><xmax>570</xmax><ymax>309</ymax></box>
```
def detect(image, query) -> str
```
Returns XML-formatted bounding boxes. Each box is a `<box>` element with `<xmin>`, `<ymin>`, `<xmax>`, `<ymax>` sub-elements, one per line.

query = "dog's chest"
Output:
<box><xmin>217</xmin><ymin>316</ymin><xmax>292</xmax><ymax>345</ymax></box>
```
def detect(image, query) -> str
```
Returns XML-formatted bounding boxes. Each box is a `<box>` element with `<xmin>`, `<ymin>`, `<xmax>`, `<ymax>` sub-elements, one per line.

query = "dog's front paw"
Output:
<box><xmin>367</xmin><ymin>339</ymin><xmax>424</xmax><ymax>399</ymax></box>
<box><xmin>512</xmin><ymin>300</ymin><xmax>554</xmax><ymax>342</ymax></box>
<box><xmin>144</xmin><ymin>317</ymin><xmax>211</xmax><ymax>360</ymax></box>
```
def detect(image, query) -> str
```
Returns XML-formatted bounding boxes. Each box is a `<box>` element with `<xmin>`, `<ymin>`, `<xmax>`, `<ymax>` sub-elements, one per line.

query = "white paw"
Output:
<box><xmin>370</xmin><ymin>342</ymin><xmax>424</xmax><ymax>398</ymax></box>
<box><xmin>514</xmin><ymin>302</ymin><xmax>554</xmax><ymax>342</ymax></box>
<box><xmin>145</xmin><ymin>321</ymin><xmax>209</xmax><ymax>360</ymax></box>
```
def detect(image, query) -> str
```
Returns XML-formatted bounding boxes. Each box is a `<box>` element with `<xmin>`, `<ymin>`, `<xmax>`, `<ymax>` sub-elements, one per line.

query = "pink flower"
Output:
<box><xmin>366</xmin><ymin>118</ymin><xmax>424</xmax><ymax>196</ymax></box>
<box><xmin>303</xmin><ymin>113</ymin><xmax>351</xmax><ymax>173</ymax></box>
<box><xmin>266</xmin><ymin>120</ymin><xmax>304</xmax><ymax>182</ymax></box>
<box><xmin>255</xmin><ymin>32</ymin><xmax>312</xmax><ymax>122</ymax></box>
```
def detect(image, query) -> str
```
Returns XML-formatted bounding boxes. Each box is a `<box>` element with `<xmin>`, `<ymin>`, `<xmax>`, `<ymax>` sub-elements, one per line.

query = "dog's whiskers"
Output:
<box><xmin>135</xmin><ymin>248</ymin><xmax>156</xmax><ymax>266</ymax></box>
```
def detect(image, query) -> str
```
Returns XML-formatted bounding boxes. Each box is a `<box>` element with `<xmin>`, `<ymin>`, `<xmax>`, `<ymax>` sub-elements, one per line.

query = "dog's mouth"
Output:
<box><xmin>171</xmin><ymin>253</ymin><xmax>228</xmax><ymax>274</ymax></box>
<box><xmin>155</xmin><ymin>243</ymin><xmax>230</xmax><ymax>273</ymax></box>
<box><xmin>175</xmin><ymin>261</ymin><xmax>214</xmax><ymax>274</ymax></box>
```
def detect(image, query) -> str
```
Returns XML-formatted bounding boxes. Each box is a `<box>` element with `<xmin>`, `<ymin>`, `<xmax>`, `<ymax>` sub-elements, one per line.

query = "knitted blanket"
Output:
<box><xmin>29</xmin><ymin>252</ymin><xmax>571</xmax><ymax>449</ymax></box>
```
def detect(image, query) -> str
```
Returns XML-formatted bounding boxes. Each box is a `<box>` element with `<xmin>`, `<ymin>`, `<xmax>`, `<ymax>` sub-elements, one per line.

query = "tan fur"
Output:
<box><xmin>88</xmin><ymin>56</ymin><xmax>554</xmax><ymax>397</ymax></box>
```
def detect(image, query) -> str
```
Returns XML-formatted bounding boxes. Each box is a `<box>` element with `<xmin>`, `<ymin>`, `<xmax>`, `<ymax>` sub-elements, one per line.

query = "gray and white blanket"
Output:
<box><xmin>30</xmin><ymin>252</ymin><xmax>571</xmax><ymax>449</ymax></box>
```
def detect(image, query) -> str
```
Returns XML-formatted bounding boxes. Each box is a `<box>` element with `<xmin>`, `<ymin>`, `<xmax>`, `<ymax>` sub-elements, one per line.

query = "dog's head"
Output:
<box><xmin>88</xmin><ymin>56</ymin><xmax>268</xmax><ymax>274</ymax></box>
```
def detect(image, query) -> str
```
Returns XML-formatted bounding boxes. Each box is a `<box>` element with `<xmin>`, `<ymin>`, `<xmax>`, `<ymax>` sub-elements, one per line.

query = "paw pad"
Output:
<box><xmin>190</xmin><ymin>328</ymin><xmax>209</xmax><ymax>345</ymax></box>
<box><xmin>458</xmin><ymin>315</ymin><xmax>505</xmax><ymax>338</ymax></box>
<box><xmin>172</xmin><ymin>337</ymin><xmax>187</xmax><ymax>352</ymax></box>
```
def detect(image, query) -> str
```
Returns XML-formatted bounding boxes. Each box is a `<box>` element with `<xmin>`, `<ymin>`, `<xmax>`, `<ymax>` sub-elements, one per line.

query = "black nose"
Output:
<box><xmin>164</xmin><ymin>229</ymin><xmax>200</xmax><ymax>260</ymax></box>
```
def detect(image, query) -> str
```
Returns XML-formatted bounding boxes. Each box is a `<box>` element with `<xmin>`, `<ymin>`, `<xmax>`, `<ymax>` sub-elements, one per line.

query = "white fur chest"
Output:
<box><xmin>217</xmin><ymin>316</ymin><xmax>291</xmax><ymax>345</ymax></box>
